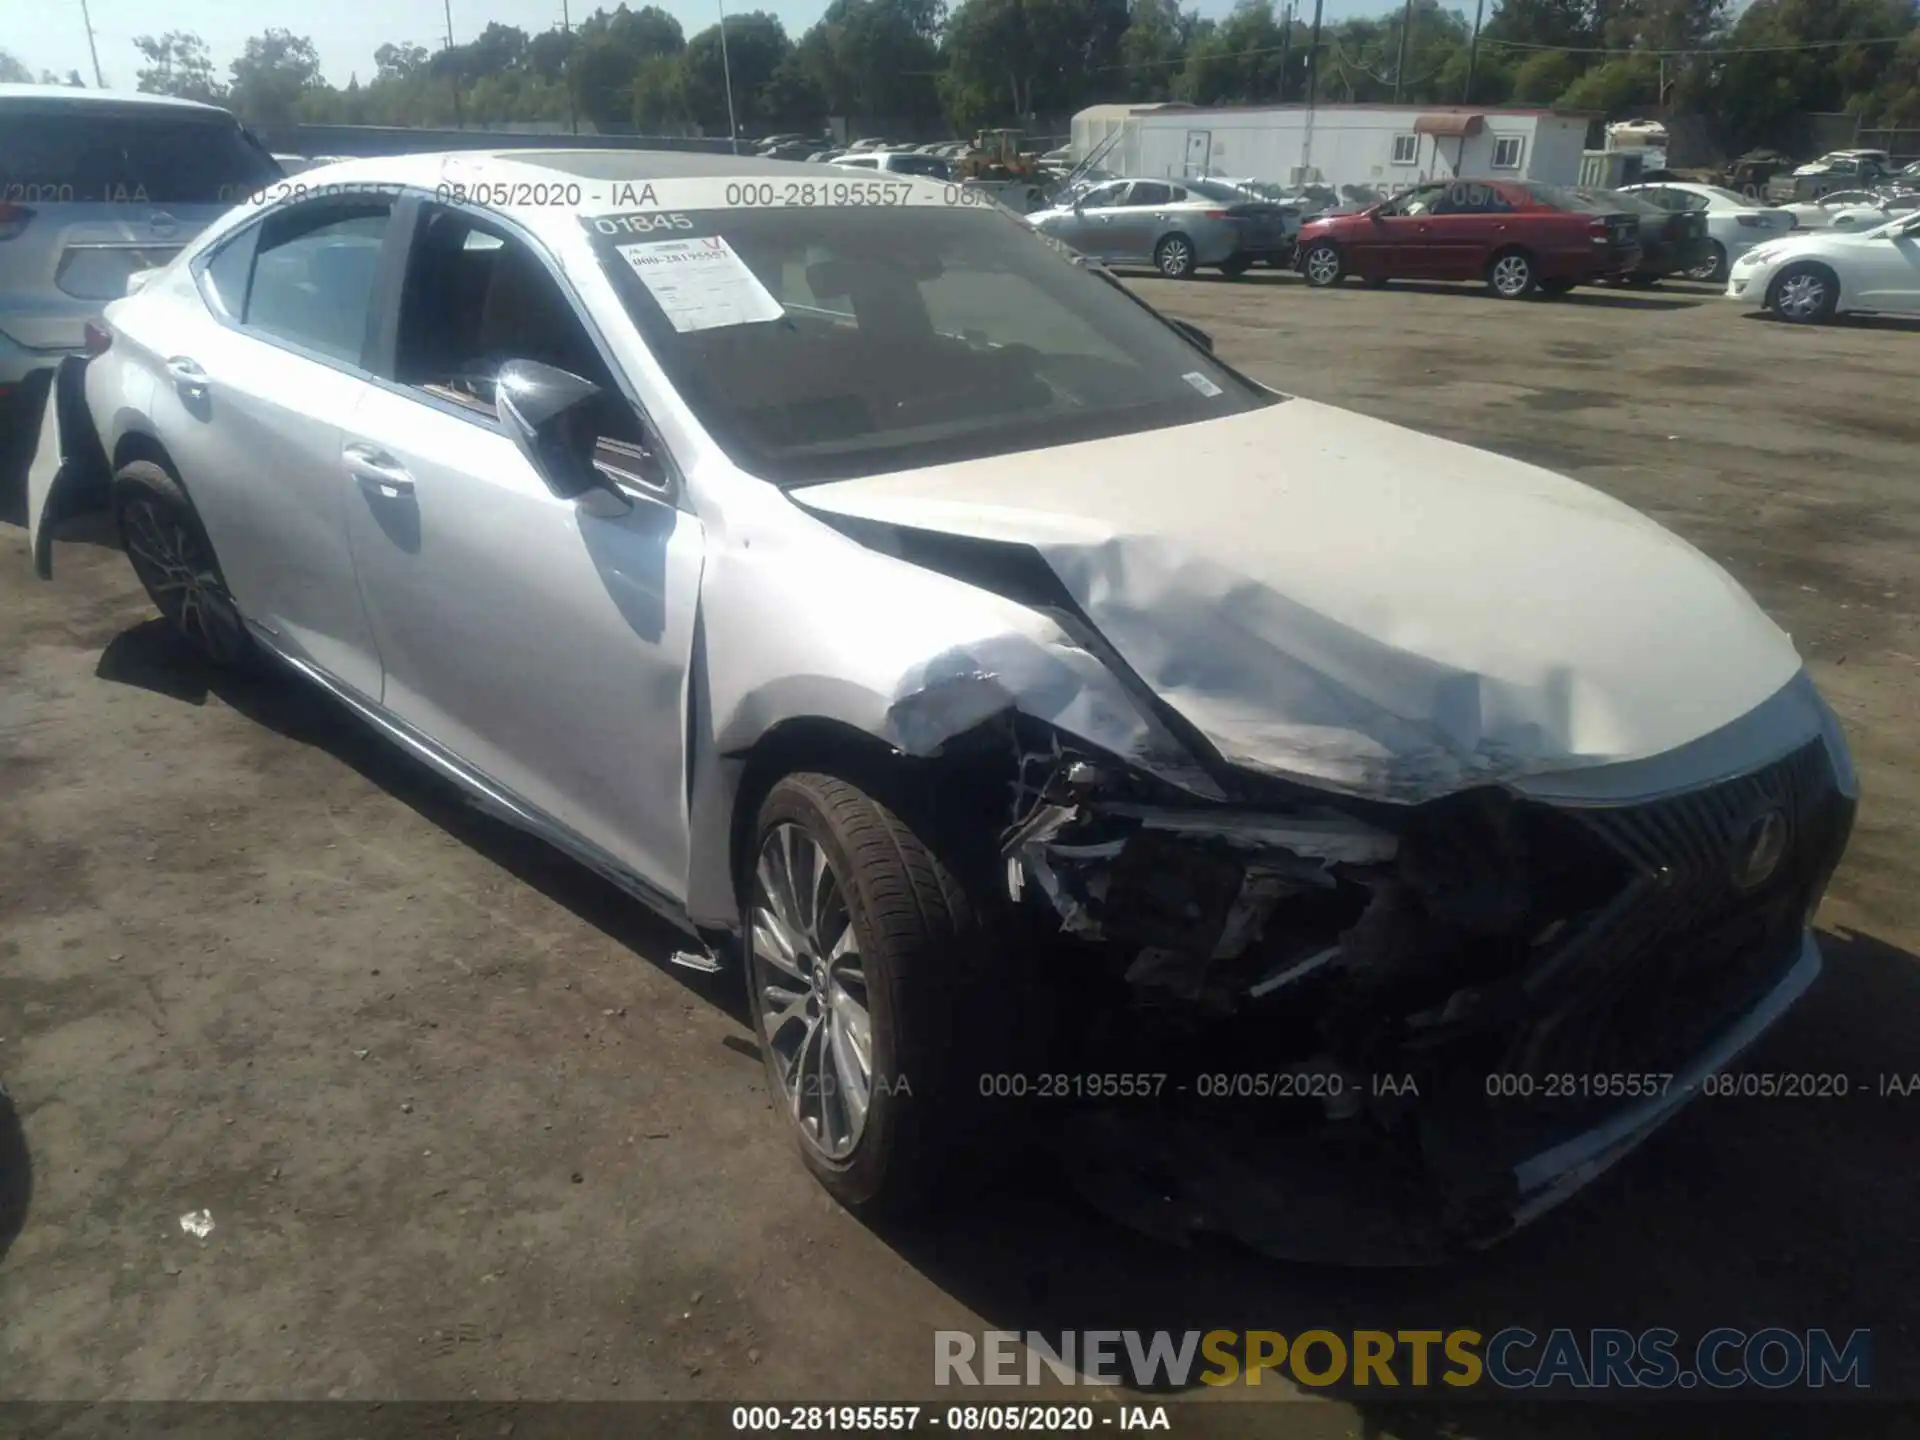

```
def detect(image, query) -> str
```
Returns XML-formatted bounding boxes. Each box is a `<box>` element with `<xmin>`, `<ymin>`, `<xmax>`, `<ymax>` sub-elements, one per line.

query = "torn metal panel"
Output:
<box><xmin>793</xmin><ymin>398</ymin><xmax>1806</xmax><ymax>803</ymax></box>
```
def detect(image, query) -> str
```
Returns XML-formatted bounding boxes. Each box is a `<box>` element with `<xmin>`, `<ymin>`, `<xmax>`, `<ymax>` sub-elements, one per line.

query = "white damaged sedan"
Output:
<box><xmin>28</xmin><ymin>151</ymin><xmax>1857</xmax><ymax>1263</ymax></box>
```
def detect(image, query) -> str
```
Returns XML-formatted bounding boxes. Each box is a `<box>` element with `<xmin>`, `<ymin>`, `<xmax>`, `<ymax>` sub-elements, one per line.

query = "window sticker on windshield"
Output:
<box><xmin>1182</xmin><ymin>371</ymin><xmax>1224</xmax><ymax>398</ymax></box>
<box><xmin>615</xmin><ymin>234</ymin><xmax>784</xmax><ymax>332</ymax></box>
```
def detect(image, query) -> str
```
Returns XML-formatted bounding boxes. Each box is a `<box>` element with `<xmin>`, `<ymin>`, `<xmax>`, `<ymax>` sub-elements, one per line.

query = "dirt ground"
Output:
<box><xmin>3</xmin><ymin>272</ymin><xmax>1919</xmax><ymax>1430</ymax></box>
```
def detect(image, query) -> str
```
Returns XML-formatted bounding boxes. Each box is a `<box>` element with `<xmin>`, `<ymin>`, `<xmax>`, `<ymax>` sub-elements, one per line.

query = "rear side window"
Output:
<box><xmin>0</xmin><ymin>106</ymin><xmax>282</xmax><ymax>205</ymax></box>
<box><xmin>241</xmin><ymin>204</ymin><xmax>391</xmax><ymax>364</ymax></box>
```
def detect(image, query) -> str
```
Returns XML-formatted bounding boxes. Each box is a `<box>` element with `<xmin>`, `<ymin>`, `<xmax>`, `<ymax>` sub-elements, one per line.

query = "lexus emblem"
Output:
<box><xmin>1732</xmin><ymin>807</ymin><xmax>1791</xmax><ymax>890</ymax></box>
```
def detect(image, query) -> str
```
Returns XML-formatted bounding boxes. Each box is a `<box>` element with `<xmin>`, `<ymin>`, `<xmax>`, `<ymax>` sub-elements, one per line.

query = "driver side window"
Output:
<box><xmin>390</xmin><ymin>206</ymin><xmax>653</xmax><ymax>472</ymax></box>
<box><xmin>1080</xmin><ymin>184</ymin><xmax>1125</xmax><ymax>210</ymax></box>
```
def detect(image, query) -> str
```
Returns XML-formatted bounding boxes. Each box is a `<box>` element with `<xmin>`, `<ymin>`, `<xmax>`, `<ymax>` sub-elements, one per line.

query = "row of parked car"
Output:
<box><xmin>1019</xmin><ymin>166</ymin><xmax>1920</xmax><ymax>324</ymax></box>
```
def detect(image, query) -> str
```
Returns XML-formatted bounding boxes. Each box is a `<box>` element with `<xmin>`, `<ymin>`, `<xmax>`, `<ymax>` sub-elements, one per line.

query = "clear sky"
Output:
<box><xmin>8</xmin><ymin>0</ymin><xmax>1402</xmax><ymax>89</ymax></box>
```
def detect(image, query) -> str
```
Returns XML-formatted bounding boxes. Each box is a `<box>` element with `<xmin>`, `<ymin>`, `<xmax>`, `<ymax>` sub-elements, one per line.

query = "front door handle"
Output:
<box><xmin>344</xmin><ymin>441</ymin><xmax>416</xmax><ymax>498</ymax></box>
<box><xmin>165</xmin><ymin>356</ymin><xmax>208</xmax><ymax>398</ymax></box>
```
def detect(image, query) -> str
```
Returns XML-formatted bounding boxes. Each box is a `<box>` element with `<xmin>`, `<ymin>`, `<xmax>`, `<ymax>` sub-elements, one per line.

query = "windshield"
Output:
<box><xmin>588</xmin><ymin>196</ymin><xmax>1276</xmax><ymax>487</ymax></box>
<box><xmin>0</xmin><ymin>104</ymin><xmax>282</xmax><ymax>204</ymax></box>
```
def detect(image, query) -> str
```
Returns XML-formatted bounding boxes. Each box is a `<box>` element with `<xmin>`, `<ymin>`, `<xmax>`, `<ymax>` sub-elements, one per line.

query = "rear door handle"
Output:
<box><xmin>344</xmin><ymin>441</ymin><xmax>415</xmax><ymax>498</ymax></box>
<box><xmin>165</xmin><ymin>356</ymin><xmax>208</xmax><ymax>397</ymax></box>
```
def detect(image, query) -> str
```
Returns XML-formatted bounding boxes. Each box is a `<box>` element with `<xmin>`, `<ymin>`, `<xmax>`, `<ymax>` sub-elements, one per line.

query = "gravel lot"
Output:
<box><xmin>3</xmin><ymin>272</ymin><xmax>1918</xmax><ymax>1428</ymax></box>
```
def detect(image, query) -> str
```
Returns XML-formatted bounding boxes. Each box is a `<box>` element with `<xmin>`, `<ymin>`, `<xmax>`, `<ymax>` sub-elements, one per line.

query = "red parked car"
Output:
<box><xmin>1295</xmin><ymin>178</ymin><xmax>1644</xmax><ymax>298</ymax></box>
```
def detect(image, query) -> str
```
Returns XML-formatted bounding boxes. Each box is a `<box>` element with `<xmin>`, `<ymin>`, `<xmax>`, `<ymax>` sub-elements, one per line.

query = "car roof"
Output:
<box><xmin>288</xmin><ymin>149</ymin><xmax>953</xmax><ymax>233</ymax></box>
<box><xmin>0</xmin><ymin>82</ymin><xmax>232</xmax><ymax>114</ymax></box>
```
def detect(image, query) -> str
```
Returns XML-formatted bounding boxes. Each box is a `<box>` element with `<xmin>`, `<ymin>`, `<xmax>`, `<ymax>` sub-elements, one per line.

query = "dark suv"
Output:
<box><xmin>1295</xmin><ymin>178</ymin><xmax>1643</xmax><ymax>298</ymax></box>
<box><xmin>1</xmin><ymin>85</ymin><xmax>282</xmax><ymax>423</ymax></box>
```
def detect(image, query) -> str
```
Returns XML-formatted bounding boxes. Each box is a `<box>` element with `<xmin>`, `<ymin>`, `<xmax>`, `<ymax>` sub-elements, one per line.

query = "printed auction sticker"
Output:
<box><xmin>615</xmin><ymin>234</ymin><xmax>784</xmax><ymax>332</ymax></box>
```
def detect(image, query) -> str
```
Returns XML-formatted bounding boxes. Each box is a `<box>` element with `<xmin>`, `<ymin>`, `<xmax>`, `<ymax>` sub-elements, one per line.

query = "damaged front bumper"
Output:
<box><xmin>999</xmin><ymin>730</ymin><xmax>1855</xmax><ymax>1265</ymax></box>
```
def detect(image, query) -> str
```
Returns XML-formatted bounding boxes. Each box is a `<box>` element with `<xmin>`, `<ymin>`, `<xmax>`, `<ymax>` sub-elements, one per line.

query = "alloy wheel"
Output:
<box><xmin>752</xmin><ymin>823</ymin><xmax>873</xmax><ymax>1160</ymax></box>
<box><xmin>1492</xmin><ymin>254</ymin><xmax>1533</xmax><ymax>296</ymax></box>
<box><xmin>121</xmin><ymin>500</ymin><xmax>247</xmax><ymax>663</ymax></box>
<box><xmin>1776</xmin><ymin>272</ymin><xmax>1828</xmax><ymax>320</ymax></box>
<box><xmin>1157</xmin><ymin>238</ymin><xmax>1192</xmax><ymax>277</ymax></box>
<box><xmin>1305</xmin><ymin>246</ymin><xmax>1340</xmax><ymax>285</ymax></box>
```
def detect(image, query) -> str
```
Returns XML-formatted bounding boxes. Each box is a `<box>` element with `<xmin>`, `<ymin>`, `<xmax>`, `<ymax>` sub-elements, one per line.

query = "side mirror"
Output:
<box><xmin>497</xmin><ymin>359</ymin><xmax>618</xmax><ymax>502</ymax></box>
<box><xmin>1172</xmin><ymin>319</ymin><xmax>1213</xmax><ymax>352</ymax></box>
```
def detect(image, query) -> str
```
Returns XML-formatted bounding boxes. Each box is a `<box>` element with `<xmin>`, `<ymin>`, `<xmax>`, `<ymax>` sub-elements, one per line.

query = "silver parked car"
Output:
<box><xmin>0</xmin><ymin>85</ymin><xmax>282</xmax><ymax>408</ymax></box>
<box><xmin>1026</xmin><ymin>177</ymin><xmax>1252</xmax><ymax>278</ymax></box>
<box><xmin>29</xmin><ymin>151</ymin><xmax>1858</xmax><ymax>1262</ymax></box>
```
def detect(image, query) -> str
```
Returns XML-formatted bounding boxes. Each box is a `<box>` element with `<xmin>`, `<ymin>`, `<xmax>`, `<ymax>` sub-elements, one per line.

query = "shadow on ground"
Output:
<box><xmin>91</xmin><ymin>619</ymin><xmax>1920</xmax><ymax>1428</ymax></box>
<box><xmin>94</xmin><ymin>619</ymin><xmax>742</xmax><ymax>1026</ymax></box>
<box><xmin>0</xmin><ymin>1077</ymin><xmax>28</xmax><ymax>1268</ymax></box>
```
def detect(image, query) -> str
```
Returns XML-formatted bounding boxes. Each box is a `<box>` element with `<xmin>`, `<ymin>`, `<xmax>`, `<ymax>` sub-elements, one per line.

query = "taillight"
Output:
<box><xmin>1201</xmin><ymin>208</ymin><xmax>1230</xmax><ymax>219</ymax></box>
<box><xmin>83</xmin><ymin>319</ymin><xmax>112</xmax><ymax>355</ymax></box>
<box><xmin>0</xmin><ymin>201</ymin><xmax>34</xmax><ymax>242</ymax></box>
<box><xmin>1588</xmin><ymin>217</ymin><xmax>1609</xmax><ymax>236</ymax></box>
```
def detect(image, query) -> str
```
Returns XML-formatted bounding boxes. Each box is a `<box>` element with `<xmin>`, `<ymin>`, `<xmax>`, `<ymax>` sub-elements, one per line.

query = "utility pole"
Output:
<box><xmin>1463</xmin><ymin>0</ymin><xmax>1484</xmax><ymax>105</ymax></box>
<box><xmin>77</xmin><ymin>0</ymin><xmax>105</xmax><ymax>86</ymax></box>
<box><xmin>1392</xmin><ymin>0</ymin><xmax>1415</xmax><ymax>102</ymax></box>
<box><xmin>562</xmin><ymin>0</ymin><xmax>578</xmax><ymax>134</ymax></box>
<box><xmin>1304</xmin><ymin>0</ymin><xmax>1324</xmax><ymax>109</ymax></box>
<box><xmin>1277</xmin><ymin>0</ymin><xmax>1293</xmax><ymax>105</ymax></box>
<box><xmin>444</xmin><ymin>0</ymin><xmax>464</xmax><ymax>129</ymax></box>
<box><xmin>716</xmin><ymin>0</ymin><xmax>740</xmax><ymax>154</ymax></box>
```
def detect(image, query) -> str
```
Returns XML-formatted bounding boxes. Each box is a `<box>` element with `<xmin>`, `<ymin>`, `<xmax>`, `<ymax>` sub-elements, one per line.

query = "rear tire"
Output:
<box><xmin>113</xmin><ymin>460</ymin><xmax>252</xmax><ymax>668</ymax></box>
<box><xmin>1487</xmin><ymin>248</ymin><xmax>1539</xmax><ymax>299</ymax></box>
<box><xmin>745</xmin><ymin>772</ymin><xmax>1001</xmax><ymax>1216</ymax></box>
<box><xmin>1301</xmin><ymin>241</ymin><xmax>1344</xmax><ymax>288</ymax></box>
<box><xmin>1687</xmin><ymin>241</ymin><xmax>1727</xmax><ymax>283</ymax></box>
<box><xmin>1154</xmin><ymin>233</ymin><xmax>1198</xmax><ymax>279</ymax></box>
<box><xmin>1769</xmin><ymin>262</ymin><xmax>1839</xmax><ymax>324</ymax></box>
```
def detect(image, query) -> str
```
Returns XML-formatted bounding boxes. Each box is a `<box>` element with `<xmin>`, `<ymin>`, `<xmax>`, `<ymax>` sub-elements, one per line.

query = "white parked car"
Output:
<box><xmin>1726</xmin><ymin>208</ymin><xmax>1920</xmax><ymax>323</ymax></box>
<box><xmin>1778</xmin><ymin>189</ymin><xmax>1920</xmax><ymax>233</ymax></box>
<box><xmin>1619</xmin><ymin>182</ymin><xmax>1796</xmax><ymax>281</ymax></box>
<box><xmin>26</xmin><ymin>150</ymin><xmax>1858</xmax><ymax>1262</ymax></box>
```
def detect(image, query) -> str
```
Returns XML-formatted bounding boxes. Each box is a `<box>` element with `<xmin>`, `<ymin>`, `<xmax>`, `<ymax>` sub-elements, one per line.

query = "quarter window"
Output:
<box><xmin>1491</xmin><ymin>136</ymin><xmax>1524</xmax><ymax>169</ymax></box>
<box><xmin>241</xmin><ymin>203</ymin><xmax>391</xmax><ymax>364</ymax></box>
<box><xmin>1391</xmin><ymin>134</ymin><xmax>1419</xmax><ymax>165</ymax></box>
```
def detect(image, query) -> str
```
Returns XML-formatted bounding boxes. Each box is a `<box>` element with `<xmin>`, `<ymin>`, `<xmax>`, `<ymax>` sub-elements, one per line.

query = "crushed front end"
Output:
<box><xmin>991</xmin><ymin>724</ymin><xmax>1857</xmax><ymax>1265</ymax></box>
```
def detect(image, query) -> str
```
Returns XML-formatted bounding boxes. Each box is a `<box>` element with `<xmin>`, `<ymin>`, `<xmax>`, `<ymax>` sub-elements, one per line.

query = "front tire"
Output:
<box><xmin>113</xmin><ymin>460</ymin><xmax>251</xmax><ymax>667</ymax></box>
<box><xmin>1769</xmin><ymin>262</ymin><xmax>1839</xmax><ymax>324</ymax></box>
<box><xmin>1301</xmin><ymin>241</ymin><xmax>1344</xmax><ymax>287</ymax></box>
<box><xmin>1154</xmin><ymin>233</ymin><xmax>1197</xmax><ymax>279</ymax></box>
<box><xmin>745</xmin><ymin>772</ymin><xmax>993</xmax><ymax>1214</ymax></box>
<box><xmin>1487</xmin><ymin>249</ymin><xmax>1539</xmax><ymax>299</ymax></box>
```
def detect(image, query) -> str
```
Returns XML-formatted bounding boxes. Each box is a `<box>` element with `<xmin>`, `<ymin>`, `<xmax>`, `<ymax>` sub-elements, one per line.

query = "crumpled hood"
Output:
<box><xmin>793</xmin><ymin>399</ymin><xmax>1805</xmax><ymax>802</ymax></box>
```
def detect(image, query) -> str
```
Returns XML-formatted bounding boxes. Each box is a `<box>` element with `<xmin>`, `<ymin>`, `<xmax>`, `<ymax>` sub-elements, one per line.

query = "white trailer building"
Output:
<box><xmin>1072</xmin><ymin>102</ymin><xmax>1598</xmax><ymax>198</ymax></box>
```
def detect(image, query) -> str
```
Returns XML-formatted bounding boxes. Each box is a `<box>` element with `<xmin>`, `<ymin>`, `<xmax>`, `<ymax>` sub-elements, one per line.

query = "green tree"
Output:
<box><xmin>683</xmin><ymin>13</ymin><xmax>795</xmax><ymax>133</ymax></box>
<box><xmin>798</xmin><ymin>0</ymin><xmax>943</xmax><ymax>125</ymax></box>
<box><xmin>1116</xmin><ymin>0</ymin><xmax>1196</xmax><ymax>101</ymax></box>
<box><xmin>1509</xmin><ymin>47</ymin><xmax>1581</xmax><ymax>101</ymax></box>
<box><xmin>226</xmin><ymin>30</ymin><xmax>323</xmax><ymax>134</ymax></box>
<box><xmin>133</xmin><ymin>31</ymin><xmax>226</xmax><ymax>103</ymax></box>
<box><xmin>941</xmin><ymin>0</ymin><xmax>1130</xmax><ymax>126</ymax></box>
